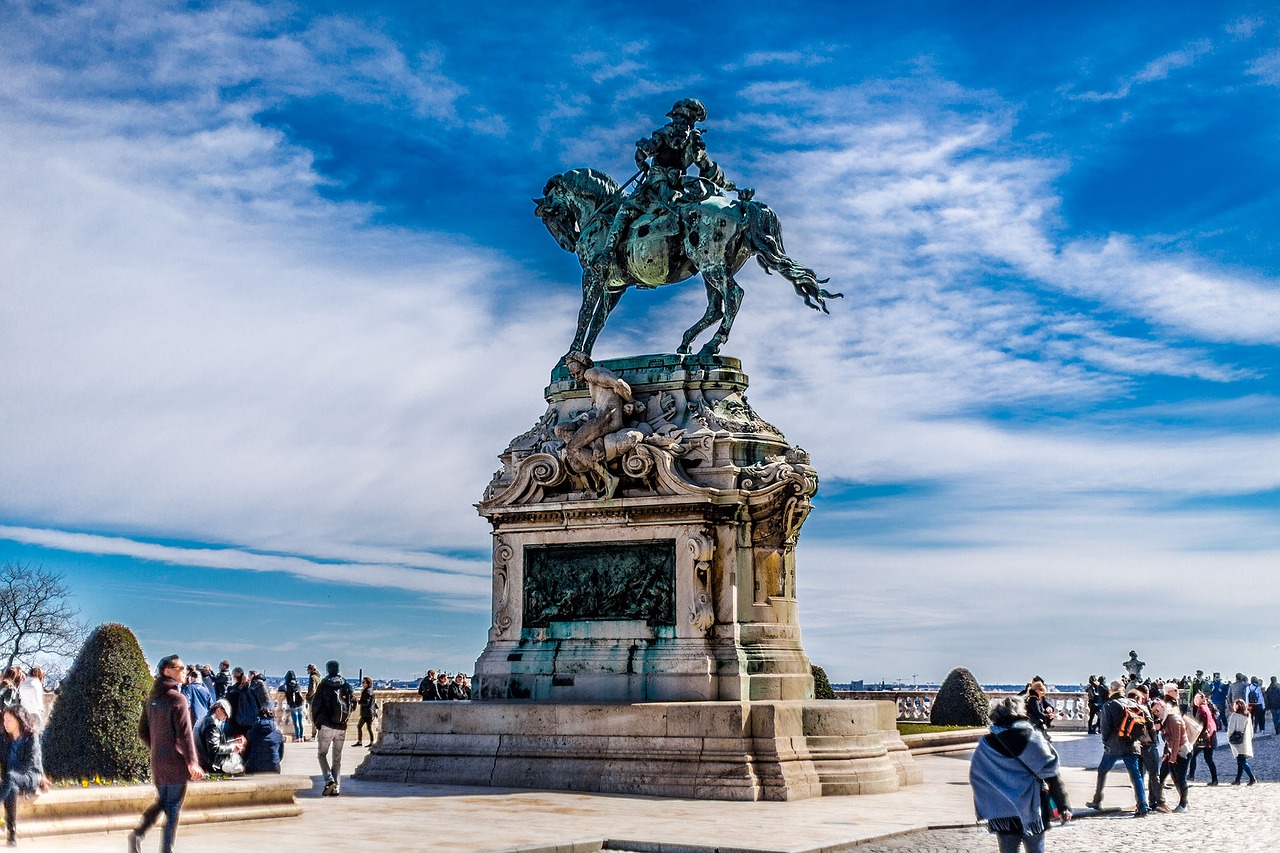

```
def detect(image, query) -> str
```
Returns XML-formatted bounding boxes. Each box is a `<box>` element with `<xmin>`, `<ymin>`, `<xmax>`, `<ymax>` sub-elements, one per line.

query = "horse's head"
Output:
<box><xmin>534</xmin><ymin>169</ymin><xmax>620</xmax><ymax>254</ymax></box>
<box><xmin>533</xmin><ymin>176</ymin><xmax>580</xmax><ymax>253</ymax></box>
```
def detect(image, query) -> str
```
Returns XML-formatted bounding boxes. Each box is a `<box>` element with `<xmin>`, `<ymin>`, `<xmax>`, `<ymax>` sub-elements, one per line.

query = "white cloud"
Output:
<box><xmin>0</xmin><ymin>526</ymin><xmax>489</xmax><ymax>598</ymax></box>
<box><xmin>1065</xmin><ymin>41</ymin><xmax>1213</xmax><ymax>101</ymax></box>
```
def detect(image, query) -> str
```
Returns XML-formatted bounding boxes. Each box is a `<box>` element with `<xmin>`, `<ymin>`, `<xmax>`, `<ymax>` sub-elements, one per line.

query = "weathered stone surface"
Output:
<box><xmin>475</xmin><ymin>355</ymin><xmax>819</xmax><ymax>705</ymax></box>
<box><xmin>358</xmin><ymin>700</ymin><xmax>909</xmax><ymax>802</ymax></box>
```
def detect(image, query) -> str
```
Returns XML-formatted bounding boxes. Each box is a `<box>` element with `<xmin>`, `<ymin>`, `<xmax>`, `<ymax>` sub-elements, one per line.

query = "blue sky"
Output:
<box><xmin>3</xmin><ymin>1</ymin><xmax>1280</xmax><ymax>685</ymax></box>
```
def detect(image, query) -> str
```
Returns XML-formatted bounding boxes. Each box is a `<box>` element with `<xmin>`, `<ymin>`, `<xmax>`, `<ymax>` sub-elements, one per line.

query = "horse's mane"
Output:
<box><xmin>548</xmin><ymin>168</ymin><xmax>619</xmax><ymax>204</ymax></box>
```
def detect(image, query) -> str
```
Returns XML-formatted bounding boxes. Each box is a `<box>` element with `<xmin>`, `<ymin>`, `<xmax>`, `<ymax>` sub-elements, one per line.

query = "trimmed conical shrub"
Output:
<box><xmin>812</xmin><ymin>664</ymin><xmax>836</xmax><ymax>700</ymax></box>
<box><xmin>930</xmin><ymin>667</ymin><xmax>989</xmax><ymax>726</ymax></box>
<box><xmin>42</xmin><ymin>623</ymin><xmax>152</xmax><ymax>781</ymax></box>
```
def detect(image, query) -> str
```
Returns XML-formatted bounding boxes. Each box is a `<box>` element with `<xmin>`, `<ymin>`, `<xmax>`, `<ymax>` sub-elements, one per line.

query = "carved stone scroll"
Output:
<box><xmin>688</xmin><ymin>530</ymin><xmax>715</xmax><ymax>635</ymax></box>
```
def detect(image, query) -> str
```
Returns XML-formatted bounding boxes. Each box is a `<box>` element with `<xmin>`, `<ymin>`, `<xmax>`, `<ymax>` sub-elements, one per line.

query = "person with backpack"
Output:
<box><xmin>224</xmin><ymin>668</ymin><xmax>261</xmax><ymax>739</ymax></box>
<box><xmin>311</xmin><ymin>660</ymin><xmax>354</xmax><ymax>797</ymax></box>
<box><xmin>1085</xmin><ymin>680</ymin><xmax>1149</xmax><ymax>816</ymax></box>
<box><xmin>278</xmin><ymin>670</ymin><xmax>306</xmax><ymax>742</ymax></box>
<box><xmin>970</xmin><ymin>696</ymin><xmax>1071</xmax><ymax>852</ymax></box>
<box><xmin>1128</xmin><ymin>685</ymin><xmax>1164</xmax><ymax>813</ymax></box>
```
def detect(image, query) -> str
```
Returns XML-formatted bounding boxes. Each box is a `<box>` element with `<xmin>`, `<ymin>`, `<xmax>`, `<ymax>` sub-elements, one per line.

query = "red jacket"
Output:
<box><xmin>139</xmin><ymin>676</ymin><xmax>199</xmax><ymax>785</ymax></box>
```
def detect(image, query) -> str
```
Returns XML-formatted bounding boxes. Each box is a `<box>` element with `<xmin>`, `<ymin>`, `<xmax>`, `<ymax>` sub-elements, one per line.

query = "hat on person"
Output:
<box><xmin>213</xmin><ymin>699</ymin><xmax>232</xmax><ymax>717</ymax></box>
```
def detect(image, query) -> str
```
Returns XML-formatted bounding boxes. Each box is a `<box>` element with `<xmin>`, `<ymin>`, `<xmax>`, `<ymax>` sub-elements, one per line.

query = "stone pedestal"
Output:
<box><xmin>474</xmin><ymin>354</ymin><xmax>817</xmax><ymax>703</ymax></box>
<box><xmin>361</xmin><ymin>699</ymin><xmax>918</xmax><ymax>800</ymax></box>
<box><xmin>358</xmin><ymin>354</ymin><xmax>919</xmax><ymax>800</ymax></box>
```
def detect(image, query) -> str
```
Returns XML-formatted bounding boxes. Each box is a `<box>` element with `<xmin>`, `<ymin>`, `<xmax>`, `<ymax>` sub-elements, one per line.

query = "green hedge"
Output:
<box><xmin>42</xmin><ymin>623</ymin><xmax>153</xmax><ymax>781</ymax></box>
<box><xmin>930</xmin><ymin>666</ymin><xmax>989</xmax><ymax>727</ymax></box>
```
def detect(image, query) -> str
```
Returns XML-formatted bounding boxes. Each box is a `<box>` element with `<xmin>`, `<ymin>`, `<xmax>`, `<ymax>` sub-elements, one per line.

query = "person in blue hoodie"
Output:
<box><xmin>244</xmin><ymin>711</ymin><xmax>283</xmax><ymax>774</ymax></box>
<box><xmin>180</xmin><ymin>666</ymin><xmax>213</xmax><ymax>727</ymax></box>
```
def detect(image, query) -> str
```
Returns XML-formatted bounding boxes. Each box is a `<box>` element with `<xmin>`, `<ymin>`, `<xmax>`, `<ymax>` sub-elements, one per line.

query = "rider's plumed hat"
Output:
<box><xmin>666</xmin><ymin>98</ymin><xmax>706</xmax><ymax>122</ymax></box>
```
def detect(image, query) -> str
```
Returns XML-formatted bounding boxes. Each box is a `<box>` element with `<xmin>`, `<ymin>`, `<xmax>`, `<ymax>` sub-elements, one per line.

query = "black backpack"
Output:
<box><xmin>234</xmin><ymin>685</ymin><xmax>261</xmax><ymax>727</ymax></box>
<box><xmin>316</xmin><ymin>680</ymin><xmax>352</xmax><ymax>726</ymax></box>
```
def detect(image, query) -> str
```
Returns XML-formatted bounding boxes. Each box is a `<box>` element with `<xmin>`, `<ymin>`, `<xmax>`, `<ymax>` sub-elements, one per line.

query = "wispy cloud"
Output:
<box><xmin>1064</xmin><ymin>41</ymin><xmax>1213</xmax><ymax>101</ymax></box>
<box><xmin>0</xmin><ymin>527</ymin><xmax>489</xmax><ymax>598</ymax></box>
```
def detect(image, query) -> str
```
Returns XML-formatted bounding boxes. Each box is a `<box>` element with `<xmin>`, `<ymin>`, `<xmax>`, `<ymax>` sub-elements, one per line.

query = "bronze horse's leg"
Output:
<box><xmin>570</xmin><ymin>271</ymin><xmax>610</xmax><ymax>356</ymax></box>
<box><xmin>581</xmin><ymin>287</ymin><xmax>624</xmax><ymax>356</ymax></box>
<box><xmin>700</xmin><ymin>272</ymin><xmax>743</xmax><ymax>356</ymax></box>
<box><xmin>678</xmin><ymin>276</ymin><xmax>725</xmax><ymax>355</ymax></box>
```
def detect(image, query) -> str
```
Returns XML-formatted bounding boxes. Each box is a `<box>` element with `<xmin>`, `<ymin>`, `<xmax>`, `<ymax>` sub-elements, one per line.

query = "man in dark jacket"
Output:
<box><xmin>1085</xmin><ymin>680</ymin><xmax>1149</xmax><ymax>816</ymax></box>
<box><xmin>212</xmin><ymin>659</ymin><xmax>231</xmax><ymax>700</ymax></box>
<box><xmin>418</xmin><ymin>669</ymin><xmax>440</xmax><ymax>700</ymax></box>
<box><xmin>305</xmin><ymin>663</ymin><xmax>322</xmax><ymax>739</ymax></box>
<box><xmin>132</xmin><ymin>655</ymin><xmax>203</xmax><ymax>853</ymax></box>
<box><xmin>311</xmin><ymin>660</ymin><xmax>353</xmax><ymax>796</ymax></box>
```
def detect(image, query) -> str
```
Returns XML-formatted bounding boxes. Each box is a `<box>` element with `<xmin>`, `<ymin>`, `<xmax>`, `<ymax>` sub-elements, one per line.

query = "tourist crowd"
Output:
<box><xmin>416</xmin><ymin>669</ymin><xmax>473</xmax><ymax>701</ymax></box>
<box><xmin>971</xmin><ymin>670</ymin><xmax>1272</xmax><ymax>853</ymax></box>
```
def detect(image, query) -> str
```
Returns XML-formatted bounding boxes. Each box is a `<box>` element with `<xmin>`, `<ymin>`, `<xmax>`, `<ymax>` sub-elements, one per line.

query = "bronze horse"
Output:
<box><xmin>534</xmin><ymin>168</ymin><xmax>839</xmax><ymax>358</ymax></box>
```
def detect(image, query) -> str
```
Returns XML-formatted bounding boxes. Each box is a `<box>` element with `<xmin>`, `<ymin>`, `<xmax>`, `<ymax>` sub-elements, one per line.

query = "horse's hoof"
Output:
<box><xmin>676</xmin><ymin>345</ymin><xmax>691</xmax><ymax>355</ymax></box>
<box><xmin>697</xmin><ymin>344</ymin><xmax>721</xmax><ymax>357</ymax></box>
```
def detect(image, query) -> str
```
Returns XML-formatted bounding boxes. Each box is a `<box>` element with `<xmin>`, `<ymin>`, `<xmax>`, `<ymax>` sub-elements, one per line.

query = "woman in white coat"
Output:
<box><xmin>1226</xmin><ymin>698</ymin><xmax>1256</xmax><ymax>785</ymax></box>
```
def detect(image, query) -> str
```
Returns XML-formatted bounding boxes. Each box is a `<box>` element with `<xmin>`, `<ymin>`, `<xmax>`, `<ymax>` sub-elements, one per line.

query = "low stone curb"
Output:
<box><xmin>901</xmin><ymin>729</ymin><xmax>984</xmax><ymax>755</ymax></box>
<box><xmin>17</xmin><ymin>775</ymin><xmax>309</xmax><ymax>839</ymax></box>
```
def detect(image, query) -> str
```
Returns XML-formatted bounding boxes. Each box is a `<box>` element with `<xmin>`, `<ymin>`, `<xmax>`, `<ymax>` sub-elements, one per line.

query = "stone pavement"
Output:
<box><xmin>851</xmin><ymin>729</ymin><xmax>1280</xmax><ymax>852</ymax></box>
<box><xmin>17</xmin><ymin>728</ymin><xmax>1277</xmax><ymax>852</ymax></box>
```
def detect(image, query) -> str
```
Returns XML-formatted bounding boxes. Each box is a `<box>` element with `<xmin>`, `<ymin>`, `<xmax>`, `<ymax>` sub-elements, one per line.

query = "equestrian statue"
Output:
<box><xmin>533</xmin><ymin>98</ymin><xmax>841</xmax><ymax>360</ymax></box>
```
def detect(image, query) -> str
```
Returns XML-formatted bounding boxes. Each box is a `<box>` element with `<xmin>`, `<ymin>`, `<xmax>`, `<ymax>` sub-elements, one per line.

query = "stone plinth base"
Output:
<box><xmin>356</xmin><ymin>699</ymin><xmax>918</xmax><ymax>801</ymax></box>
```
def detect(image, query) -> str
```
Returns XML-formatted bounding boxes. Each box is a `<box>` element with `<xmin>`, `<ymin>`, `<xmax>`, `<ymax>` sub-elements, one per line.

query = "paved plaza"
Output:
<box><xmin>19</xmin><ymin>728</ymin><xmax>1278</xmax><ymax>852</ymax></box>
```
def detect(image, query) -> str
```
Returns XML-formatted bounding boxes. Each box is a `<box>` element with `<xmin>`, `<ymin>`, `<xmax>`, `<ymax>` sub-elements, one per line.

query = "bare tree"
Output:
<box><xmin>0</xmin><ymin>561</ymin><xmax>87</xmax><ymax>671</ymax></box>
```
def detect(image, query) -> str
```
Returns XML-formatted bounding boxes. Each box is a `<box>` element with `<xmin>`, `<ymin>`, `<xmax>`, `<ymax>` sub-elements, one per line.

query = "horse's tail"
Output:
<box><xmin>739</xmin><ymin>200</ymin><xmax>842</xmax><ymax>313</ymax></box>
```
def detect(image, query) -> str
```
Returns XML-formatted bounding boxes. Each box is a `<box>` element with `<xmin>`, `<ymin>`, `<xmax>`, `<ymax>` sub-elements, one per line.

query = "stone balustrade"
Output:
<box><xmin>835</xmin><ymin>690</ymin><xmax>1091</xmax><ymax>730</ymax></box>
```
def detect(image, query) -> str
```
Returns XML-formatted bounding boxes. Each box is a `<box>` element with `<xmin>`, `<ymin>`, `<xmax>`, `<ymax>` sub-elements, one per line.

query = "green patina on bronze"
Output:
<box><xmin>523</xmin><ymin>541</ymin><xmax>676</xmax><ymax>628</ymax></box>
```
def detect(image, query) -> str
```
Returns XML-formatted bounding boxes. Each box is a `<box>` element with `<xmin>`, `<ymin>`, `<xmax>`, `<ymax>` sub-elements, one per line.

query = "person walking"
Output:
<box><xmin>1247</xmin><ymin>677</ymin><xmax>1266</xmax><ymax>733</ymax></box>
<box><xmin>305</xmin><ymin>664</ymin><xmax>321</xmax><ymax>740</ymax></box>
<box><xmin>1226</xmin><ymin>699</ymin><xmax>1257</xmax><ymax>785</ymax></box>
<box><xmin>1085</xmin><ymin>680</ymin><xmax>1149</xmax><ymax>816</ymax></box>
<box><xmin>278</xmin><ymin>670</ymin><xmax>306</xmax><ymax>743</ymax></box>
<box><xmin>311</xmin><ymin>660</ymin><xmax>353</xmax><ymax>796</ymax></box>
<box><xmin>1155</xmin><ymin>686</ymin><xmax>1190</xmax><ymax>812</ymax></box>
<box><xmin>131</xmin><ymin>655</ymin><xmax>204</xmax><ymax>853</ymax></box>
<box><xmin>1266</xmin><ymin>677</ymin><xmax>1280</xmax><ymax>734</ymax></box>
<box><xmin>0</xmin><ymin>704</ymin><xmax>50</xmax><ymax>847</ymax></box>
<box><xmin>1188</xmin><ymin>691</ymin><xmax>1219</xmax><ymax>786</ymax></box>
<box><xmin>355</xmin><ymin>677</ymin><xmax>376</xmax><ymax>747</ymax></box>
<box><xmin>970</xmin><ymin>697</ymin><xmax>1071</xmax><ymax>853</ymax></box>
<box><xmin>1210</xmin><ymin>673</ymin><xmax>1229</xmax><ymax>729</ymax></box>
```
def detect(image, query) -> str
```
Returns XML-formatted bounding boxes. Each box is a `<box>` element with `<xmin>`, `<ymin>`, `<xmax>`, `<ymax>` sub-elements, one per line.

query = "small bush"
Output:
<box><xmin>42</xmin><ymin>623</ymin><xmax>153</xmax><ymax>781</ymax></box>
<box><xmin>930</xmin><ymin>667</ymin><xmax>989</xmax><ymax>727</ymax></box>
<box><xmin>812</xmin><ymin>665</ymin><xmax>836</xmax><ymax>700</ymax></box>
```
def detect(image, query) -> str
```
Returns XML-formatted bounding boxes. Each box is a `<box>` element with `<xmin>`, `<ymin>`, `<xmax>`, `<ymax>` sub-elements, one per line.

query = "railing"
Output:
<box><xmin>836</xmin><ymin>689</ymin><xmax>1091</xmax><ymax>729</ymax></box>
